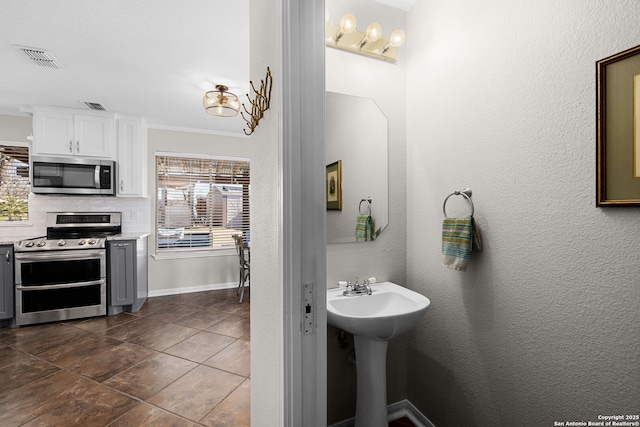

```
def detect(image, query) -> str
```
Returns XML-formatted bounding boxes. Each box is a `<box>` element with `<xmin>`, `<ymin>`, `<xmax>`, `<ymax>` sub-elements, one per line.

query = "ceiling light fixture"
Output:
<box><xmin>326</xmin><ymin>13</ymin><xmax>406</xmax><ymax>63</ymax></box>
<box><xmin>203</xmin><ymin>85</ymin><xmax>240</xmax><ymax>117</ymax></box>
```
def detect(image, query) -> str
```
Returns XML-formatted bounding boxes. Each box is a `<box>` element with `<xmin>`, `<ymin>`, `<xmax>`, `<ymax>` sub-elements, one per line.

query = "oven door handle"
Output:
<box><xmin>15</xmin><ymin>250</ymin><xmax>105</xmax><ymax>261</ymax></box>
<box><xmin>17</xmin><ymin>280</ymin><xmax>104</xmax><ymax>291</ymax></box>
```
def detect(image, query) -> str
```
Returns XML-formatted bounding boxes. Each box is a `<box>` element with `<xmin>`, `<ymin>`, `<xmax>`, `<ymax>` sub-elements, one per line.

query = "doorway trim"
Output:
<box><xmin>280</xmin><ymin>0</ymin><xmax>327</xmax><ymax>425</ymax></box>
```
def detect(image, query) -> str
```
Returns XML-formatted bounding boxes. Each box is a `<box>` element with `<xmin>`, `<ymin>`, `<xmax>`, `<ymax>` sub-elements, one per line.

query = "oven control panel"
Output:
<box><xmin>15</xmin><ymin>238</ymin><xmax>106</xmax><ymax>252</ymax></box>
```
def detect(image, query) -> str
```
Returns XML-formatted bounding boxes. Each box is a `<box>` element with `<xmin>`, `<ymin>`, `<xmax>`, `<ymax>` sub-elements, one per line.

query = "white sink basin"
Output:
<box><xmin>327</xmin><ymin>281</ymin><xmax>430</xmax><ymax>341</ymax></box>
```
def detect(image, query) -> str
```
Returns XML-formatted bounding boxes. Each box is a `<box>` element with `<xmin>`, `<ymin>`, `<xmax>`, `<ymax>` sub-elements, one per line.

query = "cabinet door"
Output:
<box><xmin>33</xmin><ymin>110</ymin><xmax>75</xmax><ymax>156</ymax></box>
<box><xmin>108</xmin><ymin>241</ymin><xmax>135</xmax><ymax>306</ymax></box>
<box><xmin>116</xmin><ymin>118</ymin><xmax>148</xmax><ymax>197</ymax></box>
<box><xmin>74</xmin><ymin>114</ymin><xmax>115</xmax><ymax>158</ymax></box>
<box><xmin>0</xmin><ymin>246</ymin><xmax>14</xmax><ymax>320</ymax></box>
<box><xmin>33</xmin><ymin>109</ymin><xmax>115</xmax><ymax>159</ymax></box>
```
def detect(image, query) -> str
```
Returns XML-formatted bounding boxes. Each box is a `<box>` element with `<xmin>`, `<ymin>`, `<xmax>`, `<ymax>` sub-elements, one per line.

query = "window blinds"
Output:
<box><xmin>0</xmin><ymin>144</ymin><xmax>30</xmax><ymax>222</ymax></box>
<box><xmin>156</xmin><ymin>155</ymin><xmax>250</xmax><ymax>251</ymax></box>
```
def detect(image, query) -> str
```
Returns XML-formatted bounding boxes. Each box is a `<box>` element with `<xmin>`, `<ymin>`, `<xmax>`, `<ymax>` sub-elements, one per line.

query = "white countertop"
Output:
<box><xmin>1</xmin><ymin>233</ymin><xmax>149</xmax><ymax>246</ymax></box>
<box><xmin>107</xmin><ymin>233</ymin><xmax>150</xmax><ymax>241</ymax></box>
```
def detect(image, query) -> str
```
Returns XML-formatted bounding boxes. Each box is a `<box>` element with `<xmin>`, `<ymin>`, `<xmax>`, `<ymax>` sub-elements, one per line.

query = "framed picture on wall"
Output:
<box><xmin>596</xmin><ymin>44</ymin><xmax>640</xmax><ymax>206</ymax></box>
<box><xmin>326</xmin><ymin>160</ymin><xmax>342</xmax><ymax>210</ymax></box>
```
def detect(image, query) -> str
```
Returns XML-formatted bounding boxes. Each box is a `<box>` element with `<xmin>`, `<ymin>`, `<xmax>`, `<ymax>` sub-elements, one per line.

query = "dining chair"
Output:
<box><xmin>233</xmin><ymin>234</ymin><xmax>250</xmax><ymax>303</ymax></box>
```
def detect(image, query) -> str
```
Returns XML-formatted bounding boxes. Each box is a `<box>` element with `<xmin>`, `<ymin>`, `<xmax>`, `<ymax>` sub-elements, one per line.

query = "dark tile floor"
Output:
<box><xmin>0</xmin><ymin>288</ymin><xmax>250</xmax><ymax>427</ymax></box>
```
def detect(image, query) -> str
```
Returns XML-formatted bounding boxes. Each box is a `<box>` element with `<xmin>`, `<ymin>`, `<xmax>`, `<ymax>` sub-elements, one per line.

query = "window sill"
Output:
<box><xmin>152</xmin><ymin>249</ymin><xmax>236</xmax><ymax>260</ymax></box>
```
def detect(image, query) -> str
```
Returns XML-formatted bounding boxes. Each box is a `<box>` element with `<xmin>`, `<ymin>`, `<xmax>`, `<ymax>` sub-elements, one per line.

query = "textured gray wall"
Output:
<box><xmin>325</xmin><ymin>0</ymin><xmax>408</xmax><ymax>423</ymax></box>
<box><xmin>406</xmin><ymin>1</ymin><xmax>640</xmax><ymax>425</ymax></box>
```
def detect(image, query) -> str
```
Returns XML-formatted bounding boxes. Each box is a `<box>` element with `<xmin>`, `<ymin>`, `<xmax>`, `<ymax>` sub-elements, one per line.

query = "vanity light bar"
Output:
<box><xmin>325</xmin><ymin>14</ymin><xmax>405</xmax><ymax>63</ymax></box>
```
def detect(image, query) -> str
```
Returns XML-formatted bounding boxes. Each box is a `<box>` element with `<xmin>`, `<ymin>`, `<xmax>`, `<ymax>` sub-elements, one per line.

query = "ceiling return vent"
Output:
<box><xmin>83</xmin><ymin>102</ymin><xmax>108</xmax><ymax>111</ymax></box>
<box><xmin>14</xmin><ymin>45</ymin><xmax>64</xmax><ymax>69</ymax></box>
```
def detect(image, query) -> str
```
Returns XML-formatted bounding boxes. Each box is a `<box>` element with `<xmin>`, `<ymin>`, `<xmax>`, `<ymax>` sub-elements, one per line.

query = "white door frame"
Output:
<box><xmin>280</xmin><ymin>0</ymin><xmax>327</xmax><ymax>425</ymax></box>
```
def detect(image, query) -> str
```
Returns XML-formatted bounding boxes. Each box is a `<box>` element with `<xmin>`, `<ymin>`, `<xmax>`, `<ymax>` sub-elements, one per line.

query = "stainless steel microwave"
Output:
<box><xmin>31</xmin><ymin>155</ymin><xmax>116</xmax><ymax>195</ymax></box>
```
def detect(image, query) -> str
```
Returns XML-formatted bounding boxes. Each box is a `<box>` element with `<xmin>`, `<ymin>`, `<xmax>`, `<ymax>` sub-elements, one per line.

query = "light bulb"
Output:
<box><xmin>365</xmin><ymin>23</ymin><xmax>382</xmax><ymax>42</ymax></box>
<box><xmin>228</xmin><ymin>98</ymin><xmax>240</xmax><ymax>111</ymax></box>
<box><xmin>389</xmin><ymin>29</ymin><xmax>406</xmax><ymax>48</ymax></box>
<box><xmin>358</xmin><ymin>22</ymin><xmax>382</xmax><ymax>49</ymax></box>
<box><xmin>339</xmin><ymin>14</ymin><xmax>357</xmax><ymax>34</ymax></box>
<box><xmin>334</xmin><ymin>13</ymin><xmax>357</xmax><ymax>43</ymax></box>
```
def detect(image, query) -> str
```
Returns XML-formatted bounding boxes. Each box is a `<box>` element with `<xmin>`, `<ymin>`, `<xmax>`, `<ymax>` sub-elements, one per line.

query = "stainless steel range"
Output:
<box><xmin>14</xmin><ymin>212</ymin><xmax>121</xmax><ymax>326</ymax></box>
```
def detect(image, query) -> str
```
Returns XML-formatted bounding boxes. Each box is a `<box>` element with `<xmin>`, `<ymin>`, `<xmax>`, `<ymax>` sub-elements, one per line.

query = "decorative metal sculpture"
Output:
<box><xmin>241</xmin><ymin>67</ymin><xmax>272</xmax><ymax>135</ymax></box>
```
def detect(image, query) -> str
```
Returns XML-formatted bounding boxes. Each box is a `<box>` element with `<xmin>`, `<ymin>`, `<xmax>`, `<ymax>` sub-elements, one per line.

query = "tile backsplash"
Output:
<box><xmin>0</xmin><ymin>194</ymin><xmax>150</xmax><ymax>241</ymax></box>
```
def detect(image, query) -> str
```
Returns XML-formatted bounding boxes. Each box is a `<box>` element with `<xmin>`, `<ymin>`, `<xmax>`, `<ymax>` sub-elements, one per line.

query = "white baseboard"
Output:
<box><xmin>148</xmin><ymin>282</ymin><xmax>238</xmax><ymax>297</ymax></box>
<box><xmin>328</xmin><ymin>399</ymin><xmax>435</xmax><ymax>427</ymax></box>
<box><xmin>388</xmin><ymin>399</ymin><xmax>436</xmax><ymax>427</ymax></box>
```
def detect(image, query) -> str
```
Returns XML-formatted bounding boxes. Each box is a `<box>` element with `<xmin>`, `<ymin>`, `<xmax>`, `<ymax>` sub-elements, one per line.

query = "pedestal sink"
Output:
<box><xmin>327</xmin><ymin>281</ymin><xmax>430</xmax><ymax>427</ymax></box>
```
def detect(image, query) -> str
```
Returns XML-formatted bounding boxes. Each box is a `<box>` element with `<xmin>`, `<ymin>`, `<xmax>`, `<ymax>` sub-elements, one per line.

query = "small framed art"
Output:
<box><xmin>326</xmin><ymin>160</ymin><xmax>342</xmax><ymax>210</ymax></box>
<box><xmin>596</xmin><ymin>44</ymin><xmax>640</xmax><ymax>206</ymax></box>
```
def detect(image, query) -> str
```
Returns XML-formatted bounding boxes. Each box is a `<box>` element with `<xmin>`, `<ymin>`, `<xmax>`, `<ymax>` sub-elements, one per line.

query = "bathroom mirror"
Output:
<box><xmin>326</xmin><ymin>91</ymin><xmax>388</xmax><ymax>243</ymax></box>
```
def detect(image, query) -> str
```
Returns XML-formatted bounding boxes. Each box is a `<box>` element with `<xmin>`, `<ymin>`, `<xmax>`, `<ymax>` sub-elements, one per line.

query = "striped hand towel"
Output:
<box><xmin>355</xmin><ymin>215</ymin><xmax>376</xmax><ymax>241</ymax></box>
<box><xmin>442</xmin><ymin>216</ymin><xmax>482</xmax><ymax>271</ymax></box>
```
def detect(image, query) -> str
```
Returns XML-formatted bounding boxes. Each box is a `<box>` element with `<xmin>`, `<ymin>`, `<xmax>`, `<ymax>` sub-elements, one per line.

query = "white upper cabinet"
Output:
<box><xmin>116</xmin><ymin>116</ymin><xmax>148</xmax><ymax>198</ymax></box>
<box><xmin>33</xmin><ymin>107</ymin><xmax>115</xmax><ymax>159</ymax></box>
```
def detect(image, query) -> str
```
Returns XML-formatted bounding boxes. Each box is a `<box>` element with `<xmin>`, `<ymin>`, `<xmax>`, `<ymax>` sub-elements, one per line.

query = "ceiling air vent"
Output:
<box><xmin>83</xmin><ymin>102</ymin><xmax>108</xmax><ymax>111</ymax></box>
<box><xmin>14</xmin><ymin>45</ymin><xmax>64</xmax><ymax>69</ymax></box>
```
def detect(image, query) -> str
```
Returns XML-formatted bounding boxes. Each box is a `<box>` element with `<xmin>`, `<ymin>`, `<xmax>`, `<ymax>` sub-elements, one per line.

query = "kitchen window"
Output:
<box><xmin>156</xmin><ymin>153</ymin><xmax>250</xmax><ymax>253</ymax></box>
<box><xmin>0</xmin><ymin>141</ymin><xmax>30</xmax><ymax>223</ymax></box>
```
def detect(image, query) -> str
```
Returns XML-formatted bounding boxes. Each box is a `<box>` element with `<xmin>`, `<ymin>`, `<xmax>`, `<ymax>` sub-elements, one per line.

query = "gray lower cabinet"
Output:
<box><xmin>107</xmin><ymin>236</ymin><xmax>148</xmax><ymax>314</ymax></box>
<box><xmin>0</xmin><ymin>245</ymin><xmax>14</xmax><ymax>320</ymax></box>
<box><xmin>108</xmin><ymin>240</ymin><xmax>136</xmax><ymax>307</ymax></box>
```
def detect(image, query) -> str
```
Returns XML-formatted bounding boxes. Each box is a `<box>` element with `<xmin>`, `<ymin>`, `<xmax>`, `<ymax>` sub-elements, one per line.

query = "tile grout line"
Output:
<box><xmin>0</xmin><ymin>289</ymin><xmax>251</xmax><ymax>426</ymax></box>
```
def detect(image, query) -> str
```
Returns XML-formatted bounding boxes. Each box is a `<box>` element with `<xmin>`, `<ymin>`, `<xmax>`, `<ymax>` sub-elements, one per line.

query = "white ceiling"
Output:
<box><xmin>373</xmin><ymin>0</ymin><xmax>416</xmax><ymax>11</ymax></box>
<box><xmin>0</xmin><ymin>0</ymin><xmax>250</xmax><ymax>136</ymax></box>
<box><xmin>0</xmin><ymin>1</ymin><xmax>412</xmax><ymax>137</ymax></box>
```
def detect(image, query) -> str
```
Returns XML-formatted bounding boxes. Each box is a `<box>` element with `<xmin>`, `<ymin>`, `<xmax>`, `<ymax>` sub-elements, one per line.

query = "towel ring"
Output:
<box><xmin>359</xmin><ymin>198</ymin><xmax>372</xmax><ymax>215</ymax></box>
<box><xmin>443</xmin><ymin>188</ymin><xmax>474</xmax><ymax>218</ymax></box>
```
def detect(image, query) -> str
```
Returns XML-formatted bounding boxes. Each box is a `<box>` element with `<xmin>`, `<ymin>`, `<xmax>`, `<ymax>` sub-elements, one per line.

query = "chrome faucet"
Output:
<box><xmin>343</xmin><ymin>278</ymin><xmax>373</xmax><ymax>296</ymax></box>
<box><xmin>362</xmin><ymin>278</ymin><xmax>372</xmax><ymax>295</ymax></box>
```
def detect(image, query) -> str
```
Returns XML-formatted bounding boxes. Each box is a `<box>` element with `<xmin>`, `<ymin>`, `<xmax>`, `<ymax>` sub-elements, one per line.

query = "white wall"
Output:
<box><xmin>248</xmin><ymin>0</ymin><xmax>280</xmax><ymax>424</ymax></box>
<box><xmin>0</xmin><ymin>114</ymin><xmax>30</xmax><ymax>143</ymax></box>
<box><xmin>406</xmin><ymin>1</ymin><xmax>640</xmax><ymax>425</ymax></box>
<box><xmin>146</xmin><ymin>128</ymin><xmax>251</xmax><ymax>294</ymax></box>
<box><xmin>325</xmin><ymin>0</ymin><xmax>408</xmax><ymax>423</ymax></box>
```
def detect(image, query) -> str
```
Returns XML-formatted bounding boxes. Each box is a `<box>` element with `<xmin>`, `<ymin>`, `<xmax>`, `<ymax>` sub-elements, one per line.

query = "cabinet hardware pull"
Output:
<box><xmin>5</xmin><ymin>251</ymin><xmax>9</xmax><ymax>262</ymax></box>
<box><xmin>76</xmin><ymin>141</ymin><xmax>80</xmax><ymax>153</ymax></box>
<box><xmin>69</xmin><ymin>141</ymin><xmax>73</xmax><ymax>153</ymax></box>
<box><xmin>120</xmin><ymin>180</ymin><xmax>124</xmax><ymax>191</ymax></box>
